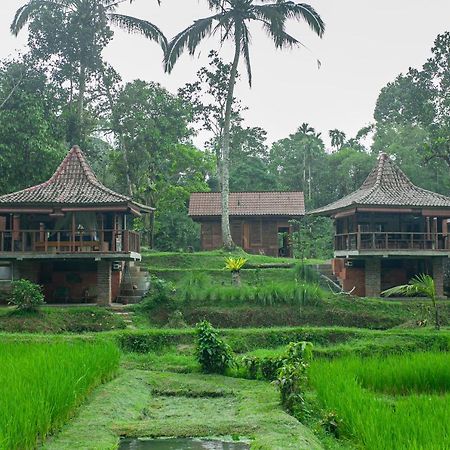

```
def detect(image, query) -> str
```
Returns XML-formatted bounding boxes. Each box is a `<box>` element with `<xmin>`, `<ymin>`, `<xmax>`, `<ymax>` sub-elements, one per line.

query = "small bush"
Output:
<box><xmin>273</xmin><ymin>342</ymin><xmax>313</xmax><ymax>419</ymax></box>
<box><xmin>196</xmin><ymin>320</ymin><xmax>233</xmax><ymax>374</ymax></box>
<box><xmin>9</xmin><ymin>279</ymin><xmax>45</xmax><ymax>310</ymax></box>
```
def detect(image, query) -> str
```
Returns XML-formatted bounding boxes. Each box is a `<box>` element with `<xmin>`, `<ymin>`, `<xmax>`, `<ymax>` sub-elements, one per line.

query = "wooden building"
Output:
<box><xmin>189</xmin><ymin>192</ymin><xmax>305</xmax><ymax>257</ymax></box>
<box><xmin>0</xmin><ymin>146</ymin><xmax>153</xmax><ymax>304</ymax></box>
<box><xmin>310</xmin><ymin>152</ymin><xmax>450</xmax><ymax>297</ymax></box>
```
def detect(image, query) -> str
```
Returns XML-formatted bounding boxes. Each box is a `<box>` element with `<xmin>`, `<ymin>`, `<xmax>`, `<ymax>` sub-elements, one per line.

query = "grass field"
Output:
<box><xmin>309</xmin><ymin>352</ymin><xmax>450</xmax><ymax>449</ymax></box>
<box><xmin>0</xmin><ymin>306</ymin><xmax>126</xmax><ymax>333</ymax></box>
<box><xmin>0</xmin><ymin>339</ymin><xmax>119</xmax><ymax>449</ymax></box>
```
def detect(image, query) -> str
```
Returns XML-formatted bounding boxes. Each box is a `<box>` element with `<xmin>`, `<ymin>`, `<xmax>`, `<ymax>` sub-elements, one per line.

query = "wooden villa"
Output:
<box><xmin>189</xmin><ymin>191</ymin><xmax>305</xmax><ymax>257</ymax></box>
<box><xmin>310</xmin><ymin>152</ymin><xmax>450</xmax><ymax>297</ymax></box>
<box><xmin>0</xmin><ymin>146</ymin><xmax>153</xmax><ymax>304</ymax></box>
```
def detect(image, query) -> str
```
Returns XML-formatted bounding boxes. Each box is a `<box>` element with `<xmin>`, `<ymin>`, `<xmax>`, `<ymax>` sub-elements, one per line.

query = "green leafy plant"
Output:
<box><xmin>196</xmin><ymin>320</ymin><xmax>234</xmax><ymax>374</ymax></box>
<box><xmin>382</xmin><ymin>274</ymin><xmax>440</xmax><ymax>330</ymax></box>
<box><xmin>9</xmin><ymin>279</ymin><xmax>45</xmax><ymax>310</ymax></box>
<box><xmin>273</xmin><ymin>341</ymin><xmax>313</xmax><ymax>419</ymax></box>
<box><xmin>224</xmin><ymin>257</ymin><xmax>248</xmax><ymax>286</ymax></box>
<box><xmin>320</xmin><ymin>411</ymin><xmax>342</xmax><ymax>438</ymax></box>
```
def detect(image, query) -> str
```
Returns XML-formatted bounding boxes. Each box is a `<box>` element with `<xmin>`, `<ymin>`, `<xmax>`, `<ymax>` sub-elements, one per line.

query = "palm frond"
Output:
<box><xmin>382</xmin><ymin>273</ymin><xmax>436</xmax><ymax>300</ymax></box>
<box><xmin>241</xmin><ymin>25</ymin><xmax>253</xmax><ymax>86</ymax></box>
<box><xmin>164</xmin><ymin>14</ymin><xmax>220</xmax><ymax>73</ymax></box>
<box><xmin>108</xmin><ymin>13</ymin><xmax>167</xmax><ymax>51</ymax></box>
<box><xmin>286</xmin><ymin>3</ymin><xmax>325</xmax><ymax>37</ymax></box>
<box><xmin>11</xmin><ymin>0</ymin><xmax>73</xmax><ymax>35</ymax></box>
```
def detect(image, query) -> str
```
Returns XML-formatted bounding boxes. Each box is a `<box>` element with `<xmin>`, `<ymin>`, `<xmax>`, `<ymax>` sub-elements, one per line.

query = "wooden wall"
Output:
<box><xmin>200</xmin><ymin>218</ymin><xmax>292</xmax><ymax>257</ymax></box>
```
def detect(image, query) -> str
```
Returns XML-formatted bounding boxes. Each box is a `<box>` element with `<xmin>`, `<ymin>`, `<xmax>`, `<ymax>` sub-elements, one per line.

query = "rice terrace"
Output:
<box><xmin>1</xmin><ymin>0</ymin><xmax>450</xmax><ymax>449</ymax></box>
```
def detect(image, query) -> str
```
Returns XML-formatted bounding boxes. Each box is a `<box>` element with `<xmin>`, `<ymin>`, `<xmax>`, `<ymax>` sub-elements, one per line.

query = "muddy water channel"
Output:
<box><xmin>119</xmin><ymin>438</ymin><xmax>250</xmax><ymax>450</ymax></box>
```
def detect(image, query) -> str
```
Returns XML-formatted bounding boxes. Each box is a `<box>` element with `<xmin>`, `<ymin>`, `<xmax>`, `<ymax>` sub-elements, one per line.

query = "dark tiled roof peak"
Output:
<box><xmin>310</xmin><ymin>152</ymin><xmax>450</xmax><ymax>214</ymax></box>
<box><xmin>0</xmin><ymin>146</ymin><xmax>151</xmax><ymax>211</ymax></box>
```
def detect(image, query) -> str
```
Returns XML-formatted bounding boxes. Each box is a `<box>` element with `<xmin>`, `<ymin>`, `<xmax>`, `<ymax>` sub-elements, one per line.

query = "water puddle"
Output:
<box><xmin>119</xmin><ymin>438</ymin><xmax>250</xmax><ymax>450</ymax></box>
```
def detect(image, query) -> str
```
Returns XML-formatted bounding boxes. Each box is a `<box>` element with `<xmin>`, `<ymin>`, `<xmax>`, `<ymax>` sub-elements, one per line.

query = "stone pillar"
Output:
<box><xmin>432</xmin><ymin>257</ymin><xmax>445</xmax><ymax>298</ymax></box>
<box><xmin>365</xmin><ymin>258</ymin><xmax>381</xmax><ymax>297</ymax></box>
<box><xmin>97</xmin><ymin>260</ymin><xmax>112</xmax><ymax>305</ymax></box>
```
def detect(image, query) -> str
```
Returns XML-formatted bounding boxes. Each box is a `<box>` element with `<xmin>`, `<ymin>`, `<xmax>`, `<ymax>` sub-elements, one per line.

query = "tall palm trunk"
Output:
<box><xmin>221</xmin><ymin>27</ymin><xmax>241</xmax><ymax>250</ymax></box>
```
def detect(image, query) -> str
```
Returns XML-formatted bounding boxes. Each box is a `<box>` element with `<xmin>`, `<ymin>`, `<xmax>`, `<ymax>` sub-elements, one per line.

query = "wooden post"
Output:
<box><xmin>71</xmin><ymin>213</ymin><xmax>76</xmax><ymax>252</ymax></box>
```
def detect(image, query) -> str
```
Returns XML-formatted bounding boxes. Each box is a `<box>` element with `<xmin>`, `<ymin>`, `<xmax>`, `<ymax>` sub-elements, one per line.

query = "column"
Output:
<box><xmin>97</xmin><ymin>260</ymin><xmax>112</xmax><ymax>305</ymax></box>
<box><xmin>432</xmin><ymin>257</ymin><xmax>445</xmax><ymax>299</ymax></box>
<box><xmin>365</xmin><ymin>258</ymin><xmax>381</xmax><ymax>297</ymax></box>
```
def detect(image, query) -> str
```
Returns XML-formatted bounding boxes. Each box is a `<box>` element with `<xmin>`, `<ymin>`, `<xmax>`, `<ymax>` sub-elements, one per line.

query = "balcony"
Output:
<box><xmin>0</xmin><ymin>229</ymin><xmax>141</xmax><ymax>259</ymax></box>
<box><xmin>334</xmin><ymin>232</ymin><xmax>450</xmax><ymax>257</ymax></box>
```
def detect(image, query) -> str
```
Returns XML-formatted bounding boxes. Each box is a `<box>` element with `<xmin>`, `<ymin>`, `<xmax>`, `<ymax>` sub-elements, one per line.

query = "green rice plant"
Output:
<box><xmin>310</xmin><ymin>352</ymin><xmax>450</xmax><ymax>449</ymax></box>
<box><xmin>179</xmin><ymin>280</ymin><xmax>324</xmax><ymax>307</ymax></box>
<box><xmin>293</xmin><ymin>262</ymin><xmax>320</xmax><ymax>284</ymax></box>
<box><xmin>0</xmin><ymin>340</ymin><xmax>119</xmax><ymax>449</ymax></box>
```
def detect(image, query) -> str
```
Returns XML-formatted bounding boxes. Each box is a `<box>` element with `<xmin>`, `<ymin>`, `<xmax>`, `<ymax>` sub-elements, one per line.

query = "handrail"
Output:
<box><xmin>0</xmin><ymin>229</ymin><xmax>141</xmax><ymax>253</ymax></box>
<box><xmin>335</xmin><ymin>231</ymin><xmax>450</xmax><ymax>251</ymax></box>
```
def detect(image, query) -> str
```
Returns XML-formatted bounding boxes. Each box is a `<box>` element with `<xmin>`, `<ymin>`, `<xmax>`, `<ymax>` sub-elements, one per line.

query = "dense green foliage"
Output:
<box><xmin>195</xmin><ymin>320</ymin><xmax>234</xmax><ymax>374</ymax></box>
<box><xmin>9</xmin><ymin>279</ymin><xmax>45</xmax><ymax>310</ymax></box>
<box><xmin>310</xmin><ymin>352</ymin><xmax>450</xmax><ymax>449</ymax></box>
<box><xmin>0</xmin><ymin>339</ymin><xmax>119</xmax><ymax>449</ymax></box>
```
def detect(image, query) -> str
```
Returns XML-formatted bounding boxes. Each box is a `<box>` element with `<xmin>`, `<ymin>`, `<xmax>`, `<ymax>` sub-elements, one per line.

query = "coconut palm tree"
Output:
<box><xmin>11</xmin><ymin>0</ymin><xmax>167</xmax><ymax>141</ymax></box>
<box><xmin>382</xmin><ymin>274</ymin><xmax>441</xmax><ymax>330</ymax></box>
<box><xmin>165</xmin><ymin>0</ymin><xmax>324</xmax><ymax>249</ymax></box>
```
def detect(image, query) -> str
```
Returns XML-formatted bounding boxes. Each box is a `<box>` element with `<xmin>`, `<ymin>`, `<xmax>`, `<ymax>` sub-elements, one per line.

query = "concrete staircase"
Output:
<box><xmin>116</xmin><ymin>261</ymin><xmax>151</xmax><ymax>305</ymax></box>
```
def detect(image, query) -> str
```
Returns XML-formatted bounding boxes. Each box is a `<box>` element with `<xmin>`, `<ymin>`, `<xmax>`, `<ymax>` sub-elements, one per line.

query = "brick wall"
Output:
<box><xmin>365</xmin><ymin>258</ymin><xmax>381</xmax><ymax>297</ymax></box>
<box><xmin>97</xmin><ymin>260</ymin><xmax>112</xmax><ymax>305</ymax></box>
<box><xmin>432</xmin><ymin>257</ymin><xmax>445</xmax><ymax>298</ymax></box>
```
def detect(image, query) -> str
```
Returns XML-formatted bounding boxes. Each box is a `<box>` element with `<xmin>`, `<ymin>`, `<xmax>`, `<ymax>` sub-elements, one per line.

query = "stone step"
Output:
<box><xmin>117</xmin><ymin>295</ymin><xmax>143</xmax><ymax>305</ymax></box>
<box><xmin>119</xmin><ymin>289</ymin><xmax>147</xmax><ymax>297</ymax></box>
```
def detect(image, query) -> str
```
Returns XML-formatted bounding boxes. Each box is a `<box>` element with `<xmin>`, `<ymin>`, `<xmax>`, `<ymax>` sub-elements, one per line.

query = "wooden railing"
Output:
<box><xmin>0</xmin><ymin>229</ymin><xmax>140</xmax><ymax>254</ymax></box>
<box><xmin>335</xmin><ymin>232</ymin><xmax>450</xmax><ymax>252</ymax></box>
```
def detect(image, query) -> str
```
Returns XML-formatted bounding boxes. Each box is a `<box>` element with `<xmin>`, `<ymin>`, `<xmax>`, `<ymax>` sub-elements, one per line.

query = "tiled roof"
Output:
<box><xmin>189</xmin><ymin>191</ymin><xmax>305</xmax><ymax>217</ymax></box>
<box><xmin>0</xmin><ymin>146</ymin><xmax>152</xmax><ymax>211</ymax></box>
<box><xmin>310</xmin><ymin>152</ymin><xmax>450</xmax><ymax>215</ymax></box>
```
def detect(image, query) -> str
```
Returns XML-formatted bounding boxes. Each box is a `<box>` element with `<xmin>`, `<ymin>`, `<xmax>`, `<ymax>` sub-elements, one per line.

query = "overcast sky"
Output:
<box><xmin>1</xmin><ymin>0</ymin><xmax>450</xmax><ymax>148</ymax></box>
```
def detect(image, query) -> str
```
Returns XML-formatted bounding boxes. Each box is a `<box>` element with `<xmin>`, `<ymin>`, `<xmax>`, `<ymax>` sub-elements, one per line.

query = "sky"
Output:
<box><xmin>1</xmin><ymin>0</ymin><xmax>450</xmax><ymax>148</ymax></box>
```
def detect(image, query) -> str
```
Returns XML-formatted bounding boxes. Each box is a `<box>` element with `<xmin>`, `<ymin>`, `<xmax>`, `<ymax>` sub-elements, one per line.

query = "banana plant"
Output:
<box><xmin>382</xmin><ymin>274</ymin><xmax>440</xmax><ymax>330</ymax></box>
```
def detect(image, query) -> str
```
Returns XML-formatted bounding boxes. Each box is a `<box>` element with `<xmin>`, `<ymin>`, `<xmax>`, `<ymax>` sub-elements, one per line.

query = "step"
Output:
<box><xmin>119</xmin><ymin>289</ymin><xmax>147</xmax><ymax>297</ymax></box>
<box><xmin>117</xmin><ymin>295</ymin><xmax>143</xmax><ymax>305</ymax></box>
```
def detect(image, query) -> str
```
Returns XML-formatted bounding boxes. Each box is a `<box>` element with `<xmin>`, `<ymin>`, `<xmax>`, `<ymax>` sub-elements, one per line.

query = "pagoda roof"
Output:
<box><xmin>189</xmin><ymin>191</ymin><xmax>305</xmax><ymax>217</ymax></box>
<box><xmin>310</xmin><ymin>152</ymin><xmax>450</xmax><ymax>215</ymax></box>
<box><xmin>0</xmin><ymin>146</ymin><xmax>153</xmax><ymax>213</ymax></box>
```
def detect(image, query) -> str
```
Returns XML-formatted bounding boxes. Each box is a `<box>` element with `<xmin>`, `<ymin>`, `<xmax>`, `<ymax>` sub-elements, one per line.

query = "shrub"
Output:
<box><xmin>273</xmin><ymin>342</ymin><xmax>313</xmax><ymax>419</ymax></box>
<box><xmin>139</xmin><ymin>276</ymin><xmax>175</xmax><ymax>309</ymax></box>
<box><xmin>9</xmin><ymin>279</ymin><xmax>45</xmax><ymax>310</ymax></box>
<box><xmin>196</xmin><ymin>320</ymin><xmax>234</xmax><ymax>374</ymax></box>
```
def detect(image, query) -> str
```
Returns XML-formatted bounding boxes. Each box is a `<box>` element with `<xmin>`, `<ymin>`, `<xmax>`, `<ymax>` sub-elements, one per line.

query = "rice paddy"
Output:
<box><xmin>0</xmin><ymin>339</ymin><xmax>120</xmax><ymax>449</ymax></box>
<box><xmin>309</xmin><ymin>352</ymin><xmax>450</xmax><ymax>450</ymax></box>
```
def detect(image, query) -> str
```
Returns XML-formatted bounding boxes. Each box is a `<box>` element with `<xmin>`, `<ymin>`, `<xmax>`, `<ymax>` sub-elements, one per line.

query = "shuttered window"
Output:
<box><xmin>250</xmin><ymin>221</ymin><xmax>262</xmax><ymax>245</ymax></box>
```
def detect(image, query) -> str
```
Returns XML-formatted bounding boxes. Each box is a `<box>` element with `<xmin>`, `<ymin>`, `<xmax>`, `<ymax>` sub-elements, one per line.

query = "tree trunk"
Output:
<box><xmin>220</xmin><ymin>27</ymin><xmax>241</xmax><ymax>250</ymax></box>
<box><xmin>77</xmin><ymin>63</ymin><xmax>87</xmax><ymax>145</ymax></box>
<box><xmin>232</xmin><ymin>270</ymin><xmax>241</xmax><ymax>286</ymax></box>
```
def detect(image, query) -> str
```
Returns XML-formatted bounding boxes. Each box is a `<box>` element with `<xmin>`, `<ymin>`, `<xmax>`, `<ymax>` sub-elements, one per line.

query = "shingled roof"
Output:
<box><xmin>0</xmin><ymin>146</ymin><xmax>153</xmax><ymax>212</ymax></box>
<box><xmin>310</xmin><ymin>152</ymin><xmax>450</xmax><ymax>215</ymax></box>
<box><xmin>189</xmin><ymin>192</ymin><xmax>305</xmax><ymax>217</ymax></box>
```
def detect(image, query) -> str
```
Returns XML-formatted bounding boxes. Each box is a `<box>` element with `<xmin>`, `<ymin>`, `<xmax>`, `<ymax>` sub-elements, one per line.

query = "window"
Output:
<box><xmin>0</xmin><ymin>264</ymin><xmax>12</xmax><ymax>281</ymax></box>
<box><xmin>250</xmin><ymin>221</ymin><xmax>262</xmax><ymax>245</ymax></box>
